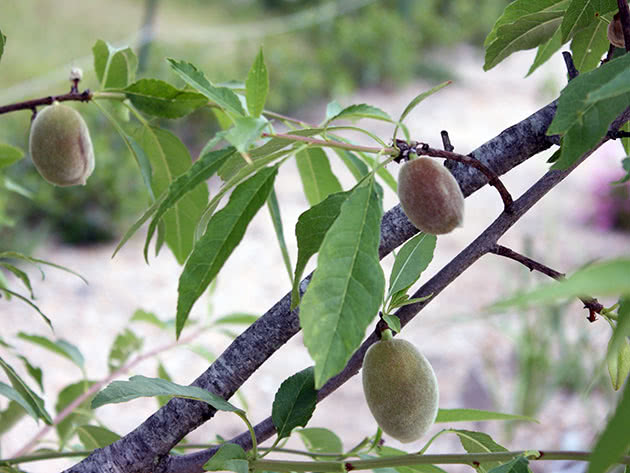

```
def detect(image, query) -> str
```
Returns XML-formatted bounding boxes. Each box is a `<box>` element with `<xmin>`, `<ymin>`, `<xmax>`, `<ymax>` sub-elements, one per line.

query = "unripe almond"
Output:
<box><xmin>29</xmin><ymin>102</ymin><xmax>94</xmax><ymax>186</ymax></box>
<box><xmin>608</xmin><ymin>14</ymin><xmax>625</xmax><ymax>49</ymax></box>
<box><xmin>398</xmin><ymin>157</ymin><xmax>464</xmax><ymax>234</ymax></box>
<box><xmin>362</xmin><ymin>330</ymin><xmax>439</xmax><ymax>443</ymax></box>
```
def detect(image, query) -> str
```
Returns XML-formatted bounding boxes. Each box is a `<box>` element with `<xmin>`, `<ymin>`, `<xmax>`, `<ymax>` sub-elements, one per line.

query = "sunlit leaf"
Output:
<box><xmin>245</xmin><ymin>47</ymin><xmax>268</xmax><ymax>118</ymax></box>
<box><xmin>77</xmin><ymin>425</ymin><xmax>121</xmax><ymax>449</ymax></box>
<box><xmin>272</xmin><ymin>367</ymin><xmax>317</xmax><ymax>440</ymax></box>
<box><xmin>388</xmin><ymin>233</ymin><xmax>436</xmax><ymax>297</ymax></box>
<box><xmin>123</xmin><ymin>79</ymin><xmax>207</xmax><ymax>118</ymax></box>
<box><xmin>296</xmin><ymin>148</ymin><xmax>343</xmax><ymax>206</ymax></box>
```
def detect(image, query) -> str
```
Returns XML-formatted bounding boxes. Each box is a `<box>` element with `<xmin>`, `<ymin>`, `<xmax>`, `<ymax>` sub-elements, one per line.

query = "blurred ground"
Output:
<box><xmin>2</xmin><ymin>46</ymin><xmax>630</xmax><ymax>473</ymax></box>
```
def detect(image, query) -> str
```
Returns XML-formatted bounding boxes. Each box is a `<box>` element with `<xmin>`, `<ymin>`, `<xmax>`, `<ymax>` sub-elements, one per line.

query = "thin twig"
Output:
<box><xmin>261</xmin><ymin>132</ymin><xmax>397</xmax><ymax>155</ymax></box>
<box><xmin>562</xmin><ymin>51</ymin><xmax>579</xmax><ymax>81</ymax></box>
<box><xmin>0</xmin><ymin>90</ymin><xmax>92</xmax><ymax>115</ymax></box>
<box><xmin>488</xmin><ymin>244</ymin><xmax>604</xmax><ymax>321</ymax></box>
<box><xmin>440</xmin><ymin>130</ymin><xmax>454</xmax><ymax>152</ymax></box>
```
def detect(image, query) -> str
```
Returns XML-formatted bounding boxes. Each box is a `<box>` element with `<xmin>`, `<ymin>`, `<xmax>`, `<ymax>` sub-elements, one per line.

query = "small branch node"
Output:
<box><xmin>562</xmin><ymin>51</ymin><xmax>579</xmax><ymax>81</ymax></box>
<box><xmin>441</xmin><ymin>130</ymin><xmax>454</xmax><ymax>152</ymax></box>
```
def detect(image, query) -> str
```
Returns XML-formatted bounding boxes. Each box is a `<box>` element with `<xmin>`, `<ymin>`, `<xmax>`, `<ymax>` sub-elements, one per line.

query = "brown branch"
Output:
<box><xmin>618</xmin><ymin>0</ymin><xmax>630</xmax><ymax>53</ymax></box>
<box><xmin>488</xmin><ymin>244</ymin><xmax>604</xmax><ymax>322</ymax></box>
<box><xmin>440</xmin><ymin>130</ymin><xmax>454</xmax><ymax>152</ymax></box>
<box><xmin>0</xmin><ymin>89</ymin><xmax>93</xmax><ymax>116</ymax></box>
<box><xmin>413</xmin><ymin>143</ymin><xmax>514</xmax><ymax>211</ymax></box>
<box><xmin>562</xmin><ymin>51</ymin><xmax>579</xmax><ymax>81</ymax></box>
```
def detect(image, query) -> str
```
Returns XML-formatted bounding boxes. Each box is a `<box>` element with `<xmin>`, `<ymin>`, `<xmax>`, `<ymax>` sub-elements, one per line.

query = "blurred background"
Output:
<box><xmin>0</xmin><ymin>1</ymin><xmax>629</xmax><ymax>472</ymax></box>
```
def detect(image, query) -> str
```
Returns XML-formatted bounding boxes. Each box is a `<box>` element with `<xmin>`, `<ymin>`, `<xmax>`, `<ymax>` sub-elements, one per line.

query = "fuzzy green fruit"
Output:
<box><xmin>29</xmin><ymin>102</ymin><xmax>94</xmax><ymax>186</ymax></box>
<box><xmin>362</xmin><ymin>330</ymin><xmax>439</xmax><ymax>443</ymax></box>
<box><xmin>397</xmin><ymin>157</ymin><xmax>464</xmax><ymax>234</ymax></box>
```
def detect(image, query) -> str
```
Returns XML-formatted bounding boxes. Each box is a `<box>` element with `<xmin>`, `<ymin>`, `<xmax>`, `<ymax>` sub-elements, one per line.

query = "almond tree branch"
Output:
<box><xmin>0</xmin><ymin>89</ymin><xmax>92</xmax><ymax>115</ymax></box>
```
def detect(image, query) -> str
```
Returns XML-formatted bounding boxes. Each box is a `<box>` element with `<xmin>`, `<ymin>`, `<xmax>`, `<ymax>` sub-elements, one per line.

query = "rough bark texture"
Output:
<box><xmin>64</xmin><ymin>100</ymin><xmax>563</xmax><ymax>473</ymax></box>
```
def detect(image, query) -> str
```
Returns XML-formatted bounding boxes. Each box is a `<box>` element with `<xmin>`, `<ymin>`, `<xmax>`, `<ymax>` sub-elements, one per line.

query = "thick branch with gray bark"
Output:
<box><xmin>64</xmin><ymin>98</ymin><xmax>566</xmax><ymax>473</ymax></box>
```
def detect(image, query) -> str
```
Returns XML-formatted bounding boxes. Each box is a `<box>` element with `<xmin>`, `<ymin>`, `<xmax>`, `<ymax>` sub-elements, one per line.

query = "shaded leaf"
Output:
<box><xmin>560</xmin><ymin>0</ymin><xmax>617</xmax><ymax>42</ymax></box>
<box><xmin>587</xmin><ymin>381</ymin><xmax>630</xmax><ymax>473</ymax></box>
<box><xmin>267</xmin><ymin>188</ymin><xmax>293</xmax><ymax>283</ymax></box>
<box><xmin>570</xmin><ymin>17</ymin><xmax>610</xmax><ymax>73</ymax></box>
<box><xmin>17</xmin><ymin>355</ymin><xmax>43</xmax><ymax>392</ymax></box>
<box><xmin>291</xmin><ymin>190</ymin><xmax>352</xmax><ymax>309</ymax></box>
<box><xmin>0</xmin><ymin>356</ymin><xmax>51</xmax><ymax>424</ymax></box>
<box><xmin>608</xmin><ymin>297</ymin><xmax>630</xmax><ymax>365</ymax></box>
<box><xmin>0</xmin><ymin>143</ymin><xmax>24</xmax><ymax>169</ymax></box>
<box><xmin>0</xmin><ymin>29</ymin><xmax>5</xmax><ymax>63</ymax></box>
<box><xmin>613</xmin><ymin>157</ymin><xmax>630</xmax><ymax>183</ymax></box>
<box><xmin>77</xmin><ymin>425</ymin><xmax>121</xmax><ymax>449</ymax></box>
<box><xmin>487</xmin><ymin>456</ymin><xmax>530</xmax><ymax>473</ymax></box>
<box><xmin>607</xmin><ymin>338</ymin><xmax>630</xmax><ymax>391</ymax></box>
<box><xmin>0</xmin><ymin>400</ymin><xmax>27</xmax><ymax>436</ymax></box>
<box><xmin>56</xmin><ymin>380</ymin><xmax>96</xmax><ymax>446</ymax></box>
<box><xmin>17</xmin><ymin>333</ymin><xmax>84</xmax><ymax>370</ymax></box>
<box><xmin>0</xmin><ymin>382</ymin><xmax>39</xmax><ymax>422</ymax></box>
<box><xmin>453</xmin><ymin>429</ymin><xmax>508</xmax><ymax>473</ymax></box>
<box><xmin>176</xmin><ymin>165</ymin><xmax>278</xmax><ymax>338</ymax></box>
<box><xmin>246</xmin><ymin>47</ymin><xmax>268</xmax><ymax>118</ymax></box>
<box><xmin>335</xmin><ymin>149</ymin><xmax>369</xmax><ymax>181</ymax></box>
<box><xmin>92</xmin><ymin>375</ymin><xmax>241</xmax><ymax>412</ymax></box>
<box><xmin>108</xmin><ymin>329</ymin><xmax>143</xmax><ymax>372</ymax></box>
<box><xmin>168</xmin><ymin>59</ymin><xmax>245</xmax><ymax>117</ymax></box>
<box><xmin>124</xmin><ymin>79</ymin><xmax>207</xmax><ymax>118</ymax></box>
<box><xmin>382</xmin><ymin>314</ymin><xmax>401</xmax><ymax>333</ymax></box>
<box><xmin>296</xmin><ymin>148</ymin><xmax>343</xmax><ymax>206</ymax></box>
<box><xmin>325</xmin><ymin>104</ymin><xmax>392</xmax><ymax>125</ymax></box>
<box><xmin>204</xmin><ymin>443</ymin><xmax>248</xmax><ymax>473</ymax></box>
<box><xmin>300</xmin><ymin>179</ymin><xmax>385</xmax><ymax>388</ymax></box>
<box><xmin>297</xmin><ymin>427</ymin><xmax>343</xmax><ymax>454</ymax></box>
<box><xmin>272</xmin><ymin>367</ymin><xmax>317</xmax><ymax>440</ymax></box>
<box><xmin>1</xmin><ymin>263</ymin><xmax>33</xmax><ymax>298</ymax></box>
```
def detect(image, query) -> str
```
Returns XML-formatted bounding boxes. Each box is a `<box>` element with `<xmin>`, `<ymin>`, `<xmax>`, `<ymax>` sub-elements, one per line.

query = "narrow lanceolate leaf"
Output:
<box><xmin>123</xmin><ymin>79</ymin><xmax>207</xmax><ymax>118</ymax></box>
<box><xmin>224</xmin><ymin>116</ymin><xmax>268</xmax><ymax>154</ymax></box>
<box><xmin>527</xmin><ymin>26</ymin><xmax>564</xmax><ymax>76</ymax></box>
<box><xmin>325</xmin><ymin>104</ymin><xmax>392</xmax><ymax>125</ymax></box>
<box><xmin>453</xmin><ymin>430</ymin><xmax>509</xmax><ymax>473</ymax></box>
<box><xmin>607</xmin><ymin>338</ymin><xmax>630</xmax><ymax>391</ymax></box>
<box><xmin>296</xmin><ymin>148</ymin><xmax>343</xmax><ymax>206</ymax></box>
<box><xmin>570</xmin><ymin>17</ymin><xmax>610</xmax><ymax>73</ymax></box>
<box><xmin>0</xmin><ymin>356</ymin><xmax>52</xmax><ymax>424</ymax></box>
<box><xmin>335</xmin><ymin>149</ymin><xmax>369</xmax><ymax>181</ymax></box>
<box><xmin>300</xmin><ymin>179</ymin><xmax>385</xmax><ymax>388</ymax></box>
<box><xmin>485</xmin><ymin>0</ymin><xmax>569</xmax><ymax>47</ymax></box>
<box><xmin>492</xmin><ymin>259</ymin><xmax>630</xmax><ymax>310</ymax></box>
<box><xmin>267</xmin><ymin>188</ymin><xmax>293</xmax><ymax>283</ymax></box>
<box><xmin>291</xmin><ymin>190</ymin><xmax>353</xmax><ymax>309</ymax></box>
<box><xmin>388</xmin><ymin>233</ymin><xmax>436</xmax><ymax>297</ymax></box>
<box><xmin>176</xmin><ymin>165</ymin><xmax>278</xmax><ymax>338</ymax></box>
<box><xmin>76</xmin><ymin>425</ymin><xmax>121</xmax><ymax>449</ymax></box>
<box><xmin>436</xmin><ymin>408</ymin><xmax>538</xmax><ymax>423</ymax></box>
<box><xmin>487</xmin><ymin>456</ymin><xmax>530</xmax><ymax>473</ymax></box>
<box><xmin>609</xmin><ymin>297</ymin><xmax>630</xmax><ymax>359</ymax></box>
<box><xmin>484</xmin><ymin>11</ymin><xmax>564</xmax><ymax>71</ymax></box>
<box><xmin>91</xmin><ymin>375</ymin><xmax>241</xmax><ymax>412</ymax></box>
<box><xmin>0</xmin><ymin>382</ymin><xmax>39</xmax><ymax>421</ymax></box>
<box><xmin>272</xmin><ymin>367</ymin><xmax>317</xmax><ymax>440</ymax></box>
<box><xmin>246</xmin><ymin>48</ymin><xmax>268</xmax><ymax>118</ymax></box>
<box><xmin>377</xmin><ymin>446</ymin><xmax>447</xmax><ymax>473</ymax></box>
<box><xmin>547</xmin><ymin>53</ymin><xmax>630</xmax><ymax>169</ymax></box>
<box><xmin>393</xmin><ymin>82</ymin><xmax>452</xmax><ymax>139</ymax></box>
<box><xmin>560</xmin><ymin>0</ymin><xmax>617</xmax><ymax>42</ymax></box>
<box><xmin>167</xmin><ymin>58</ymin><xmax>245</xmax><ymax>117</ymax></box>
<box><xmin>0</xmin><ymin>143</ymin><xmax>24</xmax><ymax>169</ymax></box>
<box><xmin>0</xmin><ymin>29</ymin><xmax>5</xmax><ymax>63</ymax></box>
<box><xmin>17</xmin><ymin>333</ymin><xmax>84</xmax><ymax>370</ymax></box>
<box><xmin>204</xmin><ymin>443</ymin><xmax>248</xmax><ymax>473</ymax></box>
<box><xmin>143</xmin><ymin>147</ymin><xmax>236</xmax><ymax>260</ymax></box>
<box><xmin>133</xmin><ymin>126</ymin><xmax>210</xmax><ymax>264</ymax></box>
<box><xmin>0</xmin><ymin>263</ymin><xmax>33</xmax><ymax>298</ymax></box>
<box><xmin>587</xmin><ymin>381</ymin><xmax>630</xmax><ymax>473</ymax></box>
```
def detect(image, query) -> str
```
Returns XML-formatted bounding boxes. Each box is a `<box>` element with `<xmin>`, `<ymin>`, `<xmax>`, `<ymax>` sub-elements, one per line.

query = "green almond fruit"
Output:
<box><xmin>362</xmin><ymin>330</ymin><xmax>439</xmax><ymax>443</ymax></box>
<box><xmin>29</xmin><ymin>102</ymin><xmax>94</xmax><ymax>186</ymax></box>
<box><xmin>397</xmin><ymin>157</ymin><xmax>464</xmax><ymax>234</ymax></box>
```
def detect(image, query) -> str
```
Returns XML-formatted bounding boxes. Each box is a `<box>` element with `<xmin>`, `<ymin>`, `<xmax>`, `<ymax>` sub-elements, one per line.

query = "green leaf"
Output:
<box><xmin>570</xmin><ymin>17</ymin><xmax>611</xmax><ymax>73</ymax></box>
<box><xmin>245</xmin><ymin>47</ymin><xmax>269</xmax><ymax>118</ymax></box>
<box><xmin>335</xmin><ymin>149</ymin><xmax>369</xmax><ymax>181</ymax></box>
<box><xmin>108</xmin><ymin>328</ymin><xmax>143</xmax><ymax>372</ymax></box>
<box><xmin>176</xmin><ymin>165</ymin><xmax>278</xmax><ymax>338</ymax></box>
<box><xmin>0</xmin><ymin>29</ymin><xmax>5</xmax><ymax>63</ymax></box>
<box><xmin>204</xmin><ymin>443</ymin><xmax>248</xmax><ymax>473</ymax></box>
<box><xmin>0</xmin><ymin>401</ymin><xmax>28</xmax><ymax>436</ymax></box>
<box><xmin>382</xmin><ymin>313</ymin><xmax>401</xmax><ymax>333</ymax></box>
<box><xmin>17</xmin><ymin>355</ymin><xmax>43</xmax><ymax>392</ymax></box>
<box><xmin>484</xmin><ymin>11</ymin><xmax>564</xmax><ymax>71</ymax></box>
<box><xmin>0</xmin><ymin>143</ymin><xmax>24</xmax><ymax>169</ymax></box>
<box><xmin>55</xmin><ymin>380</ymin><xmax>96</xmax><ymax>446</ymax></box>
<box><xmin>92</xmin><ymin>40</ymin><xmax>137</xmax><ymax>89</ymax></box>
<box><xmin>484</xmin><ymin>0</ymin><xmax>569</xmax><ymax>47</ymax></box>
<box><xmin>212</xmin><ymin>313</ymin><xmax>259</xmax><ymax>326</ymax></box>
<box><xmin>560</xmin><ymin>0</ymin><xmax>617</xmax><ymax>42</ymax></box>
<box><xmin>0</xmin><ymin>251</ymin><xmax>86</xmax><ymax>284</ymax></box>
<box><xmin>91</xmin><ymin>375</ymin><xmax>241</xmax><ymax>412</ymax></box>
<box><xmin>123</xmin><ymin>79</ymin><xmax>207</xmax><ymax>118</ymax></box>
<box><xmin>17</xmin><ymin>333</ymin><xmax>84</xmax><ymax>370</ymax></box>
<box><xmin>297</xmin><ymin>427</ymin><xmax>343</xmax><ymax>454</ymax></box>
<box><xmin>0</xmin><ymin>288</ymin><xmax>52</xmax><ymax>328</ymax></box>
<box><xmin>325</xmin><ymin>104</ymin><xmax>392</xmax><ymax>125</ymax></box>
<box><xmin>267</xmin><ymin>188</ymin><xmax>293</xmax><ymax>283</ymax></box>
<box><xmin>607</xmin><ymin>338</ymin><xmax>630</xmax><ymax>391</ymax></box>
<box><xmin>76</xmin><ymin>425</ymin><xmax>121</xmax><ymax>449</ymax></box>
<box><xmin>360</xmin><ymin>152</ymin><xmax>398</xmax><ymax>192</ymax></box>
<box><xmin>156</xmin><ymin>362</ymin><xmax>174</xmax><ymax>407</ymax></box>
<box><xmin>388</xmin><ymin>233</ymin><xmax>436</xmax><ymax>297</ymax></box>
<box><xmin>452</xmin><ymin>429</ymin><xmax>509</xmax><ymax>473</ymax></box>
<box><xmin>491</xmin><ymin>258</ymin><xmax>630</xmax><ymax>309</ymax></box>
<box><xmin>291</xmin><ymin>190</ymin><xmax>353</xmax><ymax>309</ymax></box>
<box><xmin>609</xmin><ymin>297</ymin><xmax>630</xmax><ymax>363</ymax></box>
<box><xmin>272</xmin><ymin>367</ymin><xmax>317</xmax><ymax>440</ymax></box>
<box><xmin>487</xmin><ymin>456</ymin><xmax>530</xmax><ymax>473</ymax></box>
<box><xmin>0</xmin><ymin>356</ymin><xmax>52</xmax><ymax>424</ymax></box>
<box><xmin>614</xmin><ymin>157</ymin><xmax>630</xmax><ymax>183</ymax></box>
<box><xmin>0</xmin><ymin>262</ymin><xmax>33</xmax><ymax>298</ymax></box>
<box><xmin>143</xmin><ymin>146</ymin><xmax>236</xmax><ymax>261</ymax></box>
<box><xmin>224</xmin><ymin>116</ymin><xmax>268</xmax><ymax>154</ymax></box>
<box><xmin>393</xmin><ymin>82</ymin><xmax>452</xmax><ymax>140</ymax></box>
<box><xmin>133</xmin><ymin>125</ymin><xmax>209</xmax><ymax>264</ymax></box>
<box><xmin>296</xmin><ymin>148</ymin><xmax>343</xmax><ymax>206</ymax></box>
<box><xmin>436</xmin><ymin>409</ymin><xmax>538</xmax><ymax>423</ymax></box>
<box><xmin>0</xmin><ymin>382</ymin><xmax>39</xmax><ymax>422</ymax></box>
<box><xmin>167</xmin><ymin>58</ymin><xmax>245</xmax><ymax>118</ymax></box>
<box><xmin>587</xmin><ymin>381</ymin><xmax>630</xmax><ymax>473</ymax></box>
<box><xmin>325</xmin><ymin>100</ymin><xmax>344</xmax><ymax>121</ymax></box>
<box><xmin>130</xmin><ymin>308</ymin><xmax>167</xmax><ymax>329</ymax></box>
<box><xmin>377</xmin><ymin>446</ymin><xmax>447</xmax><ymax>473</ymax></box>
<box><xmin>527</xmin><ymin>26</ymin><xmax>564</xmax><ymax>76</ymax></box>
<box><xmin>300</xmin><ymin>179</ymin><xmax>385</xmax><ymax>388</ymax></box>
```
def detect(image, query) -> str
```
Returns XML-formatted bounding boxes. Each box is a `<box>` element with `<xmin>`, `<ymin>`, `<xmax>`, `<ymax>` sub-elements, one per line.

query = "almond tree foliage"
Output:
<box><xmin>1</xmin><ymin>1</ymin><xmax>630</xmax><ymax>473</ymax></box>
